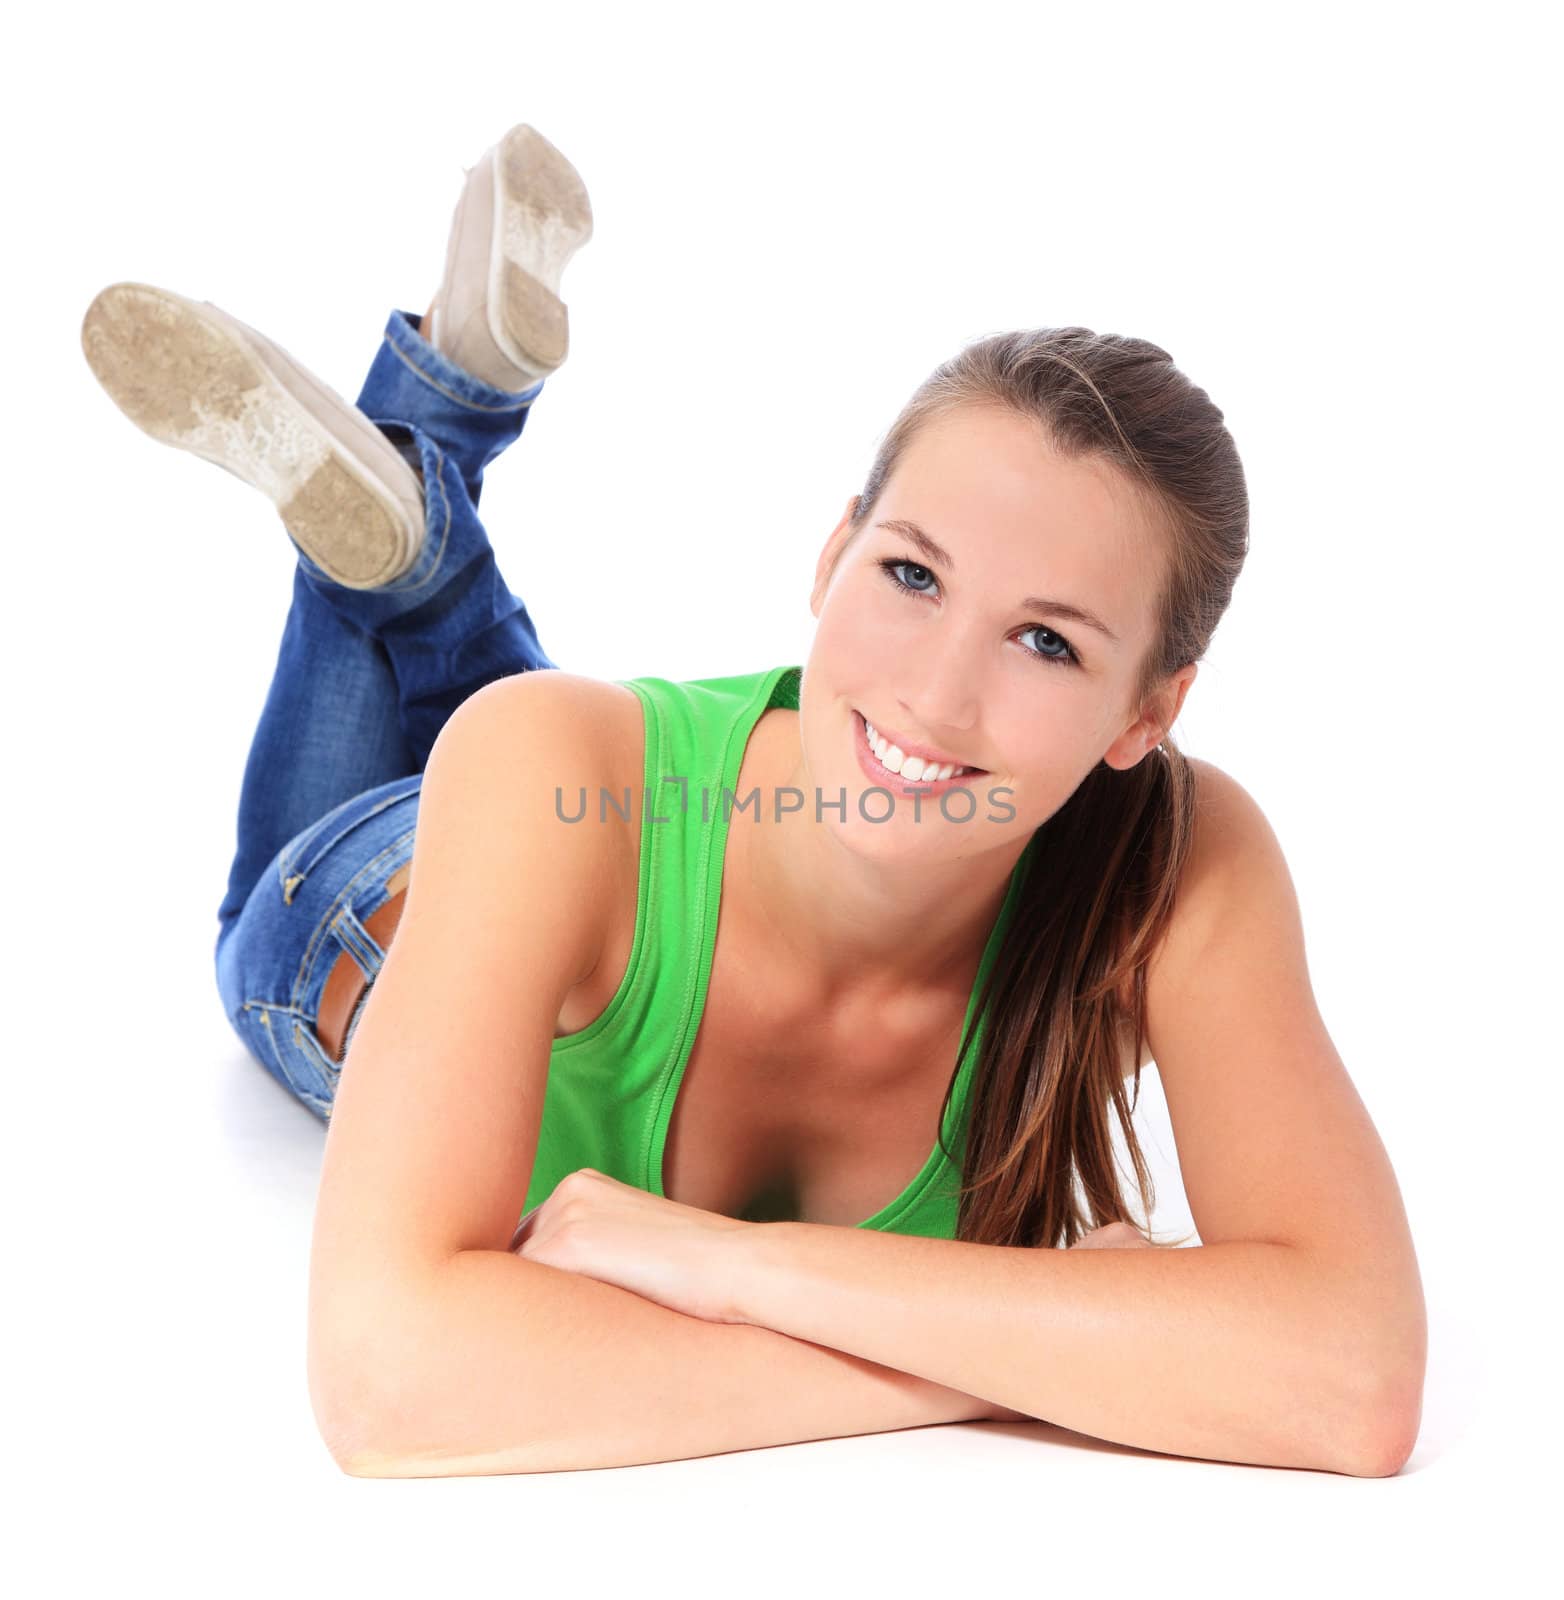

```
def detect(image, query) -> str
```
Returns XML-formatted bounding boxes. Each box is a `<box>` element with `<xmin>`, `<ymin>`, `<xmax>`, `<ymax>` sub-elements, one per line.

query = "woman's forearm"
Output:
<box><xmin>329</xmin><ymin>1247</ymin><xmax>999</xmax><ymax>1476</ymax></box>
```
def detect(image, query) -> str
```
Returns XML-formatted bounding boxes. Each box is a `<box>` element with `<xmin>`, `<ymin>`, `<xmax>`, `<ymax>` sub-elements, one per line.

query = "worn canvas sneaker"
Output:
<box><xmin>81</xmin><ymin>283</ymin><xmax>425</xmax><ymax>589</ymax></box>
<box><xmin>427</xmin><ymin>122</ymin><xmax>594</xmax><ymax>391</ymax></box>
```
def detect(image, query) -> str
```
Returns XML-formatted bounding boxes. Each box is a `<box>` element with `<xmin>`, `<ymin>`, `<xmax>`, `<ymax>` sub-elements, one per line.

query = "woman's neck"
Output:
<box><xmin>731</xmin><ymin>707</ymin><xmax>1025</xmax><ymax>1013</ymax></box>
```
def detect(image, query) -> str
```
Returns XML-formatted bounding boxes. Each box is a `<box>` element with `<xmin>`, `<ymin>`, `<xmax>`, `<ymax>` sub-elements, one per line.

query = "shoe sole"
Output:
<box><xmin>80</xmin><ymin>283</ymin><xmax>424</xmax><ymax>589</ymax></box>
<box><xmin>488</xmin><ymin>123</ymin><xmax>594</xmax><ymax>375</ymax></box>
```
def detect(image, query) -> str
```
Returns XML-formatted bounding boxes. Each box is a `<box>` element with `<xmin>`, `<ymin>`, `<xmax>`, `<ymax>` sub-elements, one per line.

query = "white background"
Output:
<box><xmin>5</xmin><ymin>0</ymin><xmax>1556</xmax><ymax>1593</ymax></box>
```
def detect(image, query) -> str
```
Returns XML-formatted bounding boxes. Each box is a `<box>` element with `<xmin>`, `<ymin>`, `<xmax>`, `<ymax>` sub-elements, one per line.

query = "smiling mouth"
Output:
<box><xmin>854</xmin><ymin>709</ymin><xmax>988</xmax><ymax>783</ymax></box>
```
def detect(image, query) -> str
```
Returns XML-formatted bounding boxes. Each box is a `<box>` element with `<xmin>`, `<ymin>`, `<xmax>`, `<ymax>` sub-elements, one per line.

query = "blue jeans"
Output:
<box><xmin>213</xmin><ymin>309</ymin><xmax>559</xmax><ymax>1120</ymax></box>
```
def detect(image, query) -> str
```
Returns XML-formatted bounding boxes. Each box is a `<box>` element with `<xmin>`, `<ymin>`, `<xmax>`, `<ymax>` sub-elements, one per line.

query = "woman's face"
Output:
<box><xmin>802</xmin><ymin>401</ymin><xmax>1192</xmax><ymax>861</ymax></box>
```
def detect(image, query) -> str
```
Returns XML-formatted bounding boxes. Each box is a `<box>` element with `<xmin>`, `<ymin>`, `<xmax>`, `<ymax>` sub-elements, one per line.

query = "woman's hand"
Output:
<box><xmin>509</xmin><ymin>1168</ymin><xmax>759</xmax><ymax>1325</ymax></box>
<box><xmin>1069</xmin><ymin>1220</ymin><xmax>1156</xmax><ymax>1250</ymax></box>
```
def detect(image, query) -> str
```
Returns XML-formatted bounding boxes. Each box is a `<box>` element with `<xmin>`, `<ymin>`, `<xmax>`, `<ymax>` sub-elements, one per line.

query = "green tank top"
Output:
<box><xmin>522</xmin><ymin>662</ymin><xmax>1034</xmax><ymax>1237</ymax></box>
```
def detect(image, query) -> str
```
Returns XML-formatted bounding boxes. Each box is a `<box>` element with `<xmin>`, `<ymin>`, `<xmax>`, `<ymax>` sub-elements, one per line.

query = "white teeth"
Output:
<box><xmin>861</xmin><ymin>715</ymin><xmax>968</xmax><ymax>780</ymax></box>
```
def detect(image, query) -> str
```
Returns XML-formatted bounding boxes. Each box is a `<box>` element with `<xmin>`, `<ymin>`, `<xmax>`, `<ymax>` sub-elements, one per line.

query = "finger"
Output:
<box><xmin>508</xmin><ymin>1204</ymin><xmax>544</xmax><ymax>1252</ymax></box>
<box><xmin>1071</xmin><ymin>1221</ymin><xmax>1152</xmax><ymax>1249</ymax></box>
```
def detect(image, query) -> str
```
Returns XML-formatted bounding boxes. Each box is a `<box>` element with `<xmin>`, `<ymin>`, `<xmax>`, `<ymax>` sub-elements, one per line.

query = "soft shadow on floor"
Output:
<box><xmin>212</xmin><ymin>1036</ymin><xmax>330</xmax><ymax>1213</ymax></box>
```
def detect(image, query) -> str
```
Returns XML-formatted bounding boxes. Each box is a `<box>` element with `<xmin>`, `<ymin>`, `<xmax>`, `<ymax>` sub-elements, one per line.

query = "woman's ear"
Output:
<box><xmin>1103</xmin><ymin>663</ymin><xmax>1198</xmax><ymax>770</ymax></box>
<box><xmin>811</xmin><ymin>496</ymin><xmax>862</xmax><ymax>617</ymax></box>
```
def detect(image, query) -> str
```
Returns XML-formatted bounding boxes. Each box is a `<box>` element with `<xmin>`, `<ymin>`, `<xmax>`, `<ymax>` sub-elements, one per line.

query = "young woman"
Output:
<box><xmin>82</xmin><ymin>122</ymin><xmax>1425</xmax><ymax>1480</ymax></box>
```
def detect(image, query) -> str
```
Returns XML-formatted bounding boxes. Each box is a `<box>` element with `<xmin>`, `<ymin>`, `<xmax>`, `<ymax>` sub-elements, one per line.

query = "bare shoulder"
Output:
<box><xmin>452</xmin><ymin>670</ymin><xmax>647</xmax><ymax>1017</ymax></box>
<box><xmin>456</xmin><ymin>670</ymin><xmax>645</xmax><ymax>796</ymax></box>
<box><xmin>1177</xmin><ymin>755</ymin><xmax>1289</xmax><ymax>913</ymax></box>
<box><xmin>474</xmin><ymin>665</ymin><xmax>646</xmax><ymax>795</ymax></box>
<box><xmin>1138</xmin><ymin>752</ymin><xmax>1304</xmax><ymax>1015</ymax></box>
<box><xmin>1115</xmin><ymin>755</ymin><xmax>1284</xmax><ymax>1070</ymax></box>
<box><xmin>475</xmin><ymin>668</ymin><xmax>641</xmax><ymax>741</ymax></box>
<box><xmin>413</xmin><ymin>669</ymin><xmax>646</xmax><ymax>958</ymax></box>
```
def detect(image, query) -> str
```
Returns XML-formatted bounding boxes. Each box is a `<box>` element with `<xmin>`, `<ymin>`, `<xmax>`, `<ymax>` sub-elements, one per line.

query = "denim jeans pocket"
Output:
<box><xmin>237</xmin><ymin>1001</ymin><xmax>336</xmax><ymax>1121</ymax></box>
<box><xmin>219</xmin><ymin>774</ymin><xmax>422</xmax><ymax>1121</ymax></box>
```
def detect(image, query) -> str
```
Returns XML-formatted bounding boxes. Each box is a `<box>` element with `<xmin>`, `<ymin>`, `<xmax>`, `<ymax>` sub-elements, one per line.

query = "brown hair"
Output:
<box><xmin>840</xmin><ymin>327</ymin><xmax>1249</xmax><ymax>1249</ymax></box>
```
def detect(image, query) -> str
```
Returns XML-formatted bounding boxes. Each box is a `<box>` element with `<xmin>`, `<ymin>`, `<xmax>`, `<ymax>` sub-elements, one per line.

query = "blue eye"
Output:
<box><xmin>875</xmin><ymin>556</ymin><xmax>1082</xmax><ymax>669</ymax></box>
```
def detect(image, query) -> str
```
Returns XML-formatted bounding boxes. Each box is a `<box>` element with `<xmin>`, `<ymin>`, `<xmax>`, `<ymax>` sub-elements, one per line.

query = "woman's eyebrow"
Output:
<box><xmin>874</xmin><ymin>518</ymin><xmax>1122</xmax><ymax>645</ymax></box>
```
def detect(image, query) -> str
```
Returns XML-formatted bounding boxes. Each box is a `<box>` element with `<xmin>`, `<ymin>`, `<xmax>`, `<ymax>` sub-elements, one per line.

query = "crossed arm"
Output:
<box><xmin>727</xmin><ymin>1222</ymin><xmax>1417</xmax><ymax>1477</ymax></box>
<box><xmin>330</xmin><ymin>765</ymin><xmax>1424</xmax><ymax>1480</ymax></box>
